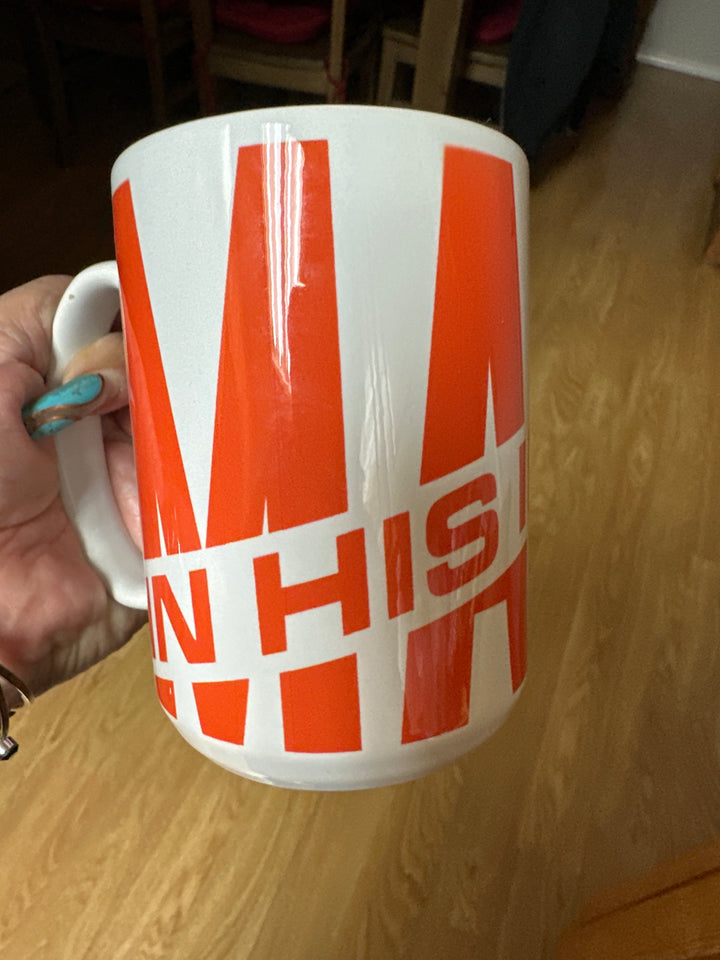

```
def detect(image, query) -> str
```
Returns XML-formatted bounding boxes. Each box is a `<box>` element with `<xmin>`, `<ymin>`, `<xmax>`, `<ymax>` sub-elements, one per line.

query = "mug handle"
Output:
<box><xmin>50</xmin><ymin>262</ymin><xmax>147</xmax><ymax>610</ymax></box>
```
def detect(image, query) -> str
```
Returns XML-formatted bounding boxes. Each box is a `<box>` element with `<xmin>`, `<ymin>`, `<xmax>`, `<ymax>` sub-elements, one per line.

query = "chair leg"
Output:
<box><xmin>189</xmin><ymin>0</ymin><xmax>217</xmax><ymax>115</ymax></box>
<box><xmin>412</xmin><ymin>0</ymin><xmax>472</xmax><ymax>113</ymax></box>
<box><xmin>357</xmin><ymin>30</ymin><xmax>379</xmax><ymax>103</ymax></box>
<box><xmin>192</xmin><ymin>49</ymin><xmax>217</xmax><ymax>114</ymax></box>
<box><xmin>377</xmin><ymin>37</ymin><xmax>401</xmax><ymax>105</ymax></box>
<box><xmin>27</xmin><ymin>0</ymin><xmax>72</xmax><ymax>164</ymax></box>
<box><xmin>144</xmin><ymin>37</ymin><xmax>168</xmax><ymax>127</ymax></box>
<box><xmin>326</xmin><ymin>0</ymin><xmax>347</xmax><ymax>102</ymax></box>
<box><xmin>139</xmin><ymin>0</ymin><xmax>167</xmax><ymax>127</ymax></box>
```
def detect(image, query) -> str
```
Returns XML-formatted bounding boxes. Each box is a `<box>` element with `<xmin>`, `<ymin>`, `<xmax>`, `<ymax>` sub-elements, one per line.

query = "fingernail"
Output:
<box><xmin>23</xmin><ymin>373</ymin><xmax>104</xmax><ymax>439</ymax></box>
<box><xmin>27</xmin><ymin>373</ymin><xmax>104</xmax><ymax>414</ymax></box>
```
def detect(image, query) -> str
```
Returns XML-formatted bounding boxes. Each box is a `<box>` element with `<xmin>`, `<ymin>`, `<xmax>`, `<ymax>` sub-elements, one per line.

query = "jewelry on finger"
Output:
<box><xmin>0</xmin><ymin>664</ymin><xmax>34</xmax><ymax>761</ymax></box>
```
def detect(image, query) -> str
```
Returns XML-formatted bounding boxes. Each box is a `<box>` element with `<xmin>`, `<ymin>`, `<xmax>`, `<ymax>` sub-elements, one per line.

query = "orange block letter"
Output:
<box><xmin>151</xmin><ymin>568</ymin><xmax>216</xmax><ymax>664</ymax></box>
<box><xmin>421</xmin><ymin>147</ymin><xmax>524</xmax><ymax>485</ymax></box>
<box><xmin>425</xmin><ymin>474</ymin><xmax>499</xmax><ymax>596</ymax></box>
<box><xmin>112</xmin><ymin>180</ymin><xmax>201</xmax><ymax>559</ymax></box>
<box><xmin>253</xmin><ymin>528</ymin><xmax>370</xmax><ymax>656</ymax></box>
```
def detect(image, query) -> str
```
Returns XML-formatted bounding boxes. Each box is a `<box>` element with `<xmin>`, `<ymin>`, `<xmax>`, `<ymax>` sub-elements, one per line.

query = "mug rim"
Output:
<box><xmin>112</xmin><ymin>104</ymin><xmax>528</xmax><ymax>183</ymax></box>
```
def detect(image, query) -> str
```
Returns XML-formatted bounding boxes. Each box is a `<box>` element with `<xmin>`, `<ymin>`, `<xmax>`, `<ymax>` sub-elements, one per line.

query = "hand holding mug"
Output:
<box><xmin>0</xmin><ymin>276</ymin><xmax>145</xmax><ymax>714</ymax></box>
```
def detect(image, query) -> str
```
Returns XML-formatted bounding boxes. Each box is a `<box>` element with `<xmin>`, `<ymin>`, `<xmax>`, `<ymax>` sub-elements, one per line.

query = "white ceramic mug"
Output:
<box><xmin>51</xmin><ymin>105</ymin><xmax>529</xmax><ymax>790</ymax></box>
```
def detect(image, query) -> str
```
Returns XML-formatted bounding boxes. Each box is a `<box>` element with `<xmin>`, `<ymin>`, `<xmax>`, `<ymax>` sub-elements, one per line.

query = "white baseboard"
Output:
<box><xmin>636</xmin><ymin>52</ymin><xmax>720</xmax><ymax>84</ymax></box>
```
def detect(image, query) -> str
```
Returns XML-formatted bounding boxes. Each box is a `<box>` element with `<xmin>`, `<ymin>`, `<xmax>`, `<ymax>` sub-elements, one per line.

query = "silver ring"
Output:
<box><xmin>0</xmin><ymin>664</ymin><xmax>33</xmax><ymax>760</ymax></box>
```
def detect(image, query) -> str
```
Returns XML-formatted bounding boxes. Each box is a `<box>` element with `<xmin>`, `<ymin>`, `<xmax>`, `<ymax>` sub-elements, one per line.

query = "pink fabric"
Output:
<box><xmin>213</xmin><ymin>0</ymin><xmax>332</xmax><ymax>43</ymax></box>
<box><xmin>472</xmin><ymin>0</ymin><xmax>523</xmax><ymax>44</ymax></box>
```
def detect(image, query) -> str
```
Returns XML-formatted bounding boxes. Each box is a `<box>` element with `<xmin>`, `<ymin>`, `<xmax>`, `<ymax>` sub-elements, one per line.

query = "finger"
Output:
<box><xmin>62</xmin><ymin>332</ymin><xmax>128</xmax><ymax>416</ymax></box>
<box><xmin>105</xmin><ymin>436</ymin><xmax>143</xmax><ymax>551</ymax></box>
<box><xmin>0</xmin><ymin>276</ymin><xmax>71</xmax><ymax>376</ymax></box>
<box><xmin>114</xmin><ymin>406</ymin><xmax>133</xmax><ymax>437</ymax></box>
<box><xmin>101</xmin><ymin>407</ymin><xmax>133</xmax><ymax>442</ymax></box>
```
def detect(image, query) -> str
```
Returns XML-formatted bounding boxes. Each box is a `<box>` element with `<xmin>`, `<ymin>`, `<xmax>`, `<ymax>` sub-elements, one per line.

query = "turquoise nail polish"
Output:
<box><xmin>24</xmin><ymin>373</ymin><xmax>103</xmax><ymax>417</ymax></box>
<box><xmin>23</xmin><ymin>374</ymin><xmax>106</xmax><ymax>440</ymax></box>
<box><xmin>31</xmin><ymin>418</ymin><xmax>75</xmax><ymax>439</ymax></box>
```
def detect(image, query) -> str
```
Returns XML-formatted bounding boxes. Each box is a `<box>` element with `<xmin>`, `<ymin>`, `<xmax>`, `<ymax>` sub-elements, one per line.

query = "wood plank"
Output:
<box><xmin>579</xmin><ymin>836</ymin><xmax>720</xmax><ymax>926</ymax></box>
<box><xmin>559</xmin><ymin>869</ymin><xmax>720</xmax><ymax>960</ymax></box>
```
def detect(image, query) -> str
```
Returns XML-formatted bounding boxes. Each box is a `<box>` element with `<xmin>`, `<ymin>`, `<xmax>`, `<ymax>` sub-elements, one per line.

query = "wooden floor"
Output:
<box><xmin>2</xmin><ymin>55</ymin><xmax>720</xmax><ymax>960</ymax></box>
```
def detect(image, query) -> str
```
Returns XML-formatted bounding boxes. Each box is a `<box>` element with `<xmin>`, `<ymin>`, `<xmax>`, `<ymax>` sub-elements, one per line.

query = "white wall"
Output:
<box><xmin>637</xmin><ymin>0</ymin><xmax>720</xmax><ymax>82</ymax></box>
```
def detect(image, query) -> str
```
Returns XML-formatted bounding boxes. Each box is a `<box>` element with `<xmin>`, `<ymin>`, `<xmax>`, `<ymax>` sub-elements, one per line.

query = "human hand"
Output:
<box><xmin>0</xmin><ymin>276</ymin><xmax>146</xmax><ymax>710</ymax></box>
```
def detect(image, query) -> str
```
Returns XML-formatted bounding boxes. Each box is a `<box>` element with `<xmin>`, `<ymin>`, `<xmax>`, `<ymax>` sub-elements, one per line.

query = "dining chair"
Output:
<box><xmin>377</xmin><ymin>15</ymin><xmax>509</xmax><ymax>108</ymax></box>
<box><xmin>377</xmin><ymin>0</ymin><xmax>521</xmax><ymax>112</ymax></box>
<box><xmin>27</xmin><ymin>0</ymin><xmax>191</xmax><ymax>162</ymax></box>
<box><xmin>189</xmin><ymin>0</ymin><xmax>379</xmax><ymax>111</ymax></box>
